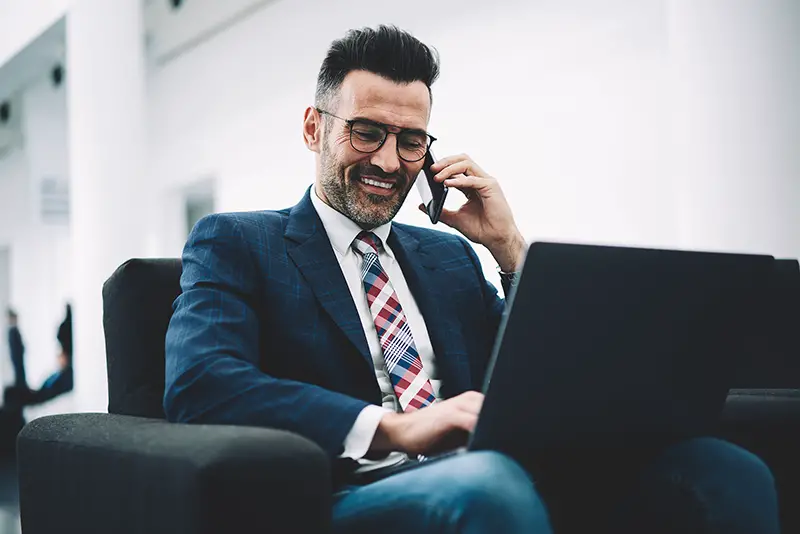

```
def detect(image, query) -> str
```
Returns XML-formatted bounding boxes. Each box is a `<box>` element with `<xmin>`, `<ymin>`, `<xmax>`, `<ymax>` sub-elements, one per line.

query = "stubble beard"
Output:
<box><xmin>318</xmin><ymin>145</ymin><xmax>412</xmax><ymax>229</ymax></box>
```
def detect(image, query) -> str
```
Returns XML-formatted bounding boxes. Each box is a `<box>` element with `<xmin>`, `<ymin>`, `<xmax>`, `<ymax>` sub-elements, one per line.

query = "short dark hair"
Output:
<box><xmin>315</xmin><ymin>25</ymin><xmax>440</xmax><ymax>111</ymax></box>
<box><xmin>6</xmin><ymin>308</ymin><xmax>17</xmax><ymax>320</ymax></box>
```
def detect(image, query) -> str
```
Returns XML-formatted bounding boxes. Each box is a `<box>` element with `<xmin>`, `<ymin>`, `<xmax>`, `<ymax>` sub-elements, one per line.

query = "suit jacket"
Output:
<box><xmin>164</xmin><ymin>189</ymin><xmax>506</xmax><ymax>458</ymax></box>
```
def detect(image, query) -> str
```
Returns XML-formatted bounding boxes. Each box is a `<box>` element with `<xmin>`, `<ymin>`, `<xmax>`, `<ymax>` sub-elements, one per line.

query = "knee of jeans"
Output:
<box><xmin>444</xmin><ymin>451</ymin><xmax>539</xmax><ymax>510</ymax></box>
<box><xmin>735</xmin><ymin>446</ymin><xmax>774</xmax><ymax>484</ymax></box>
<box><xmin>700</xmin><ymin>439</ymin><xmax>774</xmax><ymax>486</ymax></box>
<box><xmin>664</xmin><ymin>438</ymin><xmax>777</xmax><ymax>498</ymax></box>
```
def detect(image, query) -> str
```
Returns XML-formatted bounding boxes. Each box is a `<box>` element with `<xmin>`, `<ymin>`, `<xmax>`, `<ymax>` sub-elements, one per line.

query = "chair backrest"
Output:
<box><xmin>736</xmin><ymin>258</ymin><xmax>800</xmax><ymax>388</ymax></box>
<box><xmin>103</xmin><ymin>258</ymin><xmax>182</xmax><ymax>418</ymax></box>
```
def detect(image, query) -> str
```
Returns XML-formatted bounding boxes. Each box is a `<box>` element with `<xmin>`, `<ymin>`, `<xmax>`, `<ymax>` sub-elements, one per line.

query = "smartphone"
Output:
<box><xmin>416</xmin><ymin>150</ymin><xmax>448</xmax><ymax>224</ymax></box>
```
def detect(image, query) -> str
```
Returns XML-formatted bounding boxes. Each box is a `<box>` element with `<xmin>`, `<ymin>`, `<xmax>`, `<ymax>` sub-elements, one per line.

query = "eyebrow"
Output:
<box><xmin>351</xmin><ymin>116</ymin><xmax>429</xmax><ymax>137</ymax></box>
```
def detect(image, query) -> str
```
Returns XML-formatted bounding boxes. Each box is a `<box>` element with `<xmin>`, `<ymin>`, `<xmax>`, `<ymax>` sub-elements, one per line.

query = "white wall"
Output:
<box><xmin>153</xmin><ymin>0</ymin><xmax>799</xmax><ymax>259</ymax></box>
<box><xmin>0</xmin><ymin>75</ymin><xmax>72</xmax><ymax>417</ymax></box>
<box><xmin>669</xmin><ymin>0</ymin><xmax>800</xmax><ymax>257</ymax></box>
<box><xmin>148</xmin><ymin>0</ymin><xmax>669</xmax><ymax>291</ymax></box>
<box><xmin>148</xmin><ymin>0</ymin><xmax>799</xmax><ymax>276</ymax></box>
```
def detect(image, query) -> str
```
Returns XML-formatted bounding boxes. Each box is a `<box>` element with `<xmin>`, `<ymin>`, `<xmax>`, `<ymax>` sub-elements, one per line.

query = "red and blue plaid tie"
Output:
<box><xmin>352</xmin><ymin>231</ymin><xmax>436</xmax><ymax>412</ymax></box>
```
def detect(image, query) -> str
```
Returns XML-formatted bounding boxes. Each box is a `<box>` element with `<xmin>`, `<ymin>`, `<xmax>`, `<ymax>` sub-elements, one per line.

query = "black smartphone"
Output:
<box><xmin>416</xmin><ymin>150</ymin><xmax>448</xmax><ymax>224</ymax></box>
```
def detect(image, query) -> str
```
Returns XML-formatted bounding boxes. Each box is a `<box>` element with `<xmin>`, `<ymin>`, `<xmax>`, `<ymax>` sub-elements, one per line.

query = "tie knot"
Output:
<box><xmin>352</xmin><ymin>231</ymin><xmax>382</xmax><ymax>256</ymax></box>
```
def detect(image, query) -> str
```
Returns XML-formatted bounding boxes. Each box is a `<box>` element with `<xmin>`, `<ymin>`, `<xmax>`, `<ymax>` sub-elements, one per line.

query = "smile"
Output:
<box><xmin>361</xmin><ymin>177</ymin><xmax>395</xmax><ymax>190</ymax></box>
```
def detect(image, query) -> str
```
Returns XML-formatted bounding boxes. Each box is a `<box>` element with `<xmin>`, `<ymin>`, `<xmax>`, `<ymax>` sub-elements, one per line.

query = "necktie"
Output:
<box><xmin>352</xmin><ymin>231</ymin><xmax>436</xmax><ymax>412</ymax></box>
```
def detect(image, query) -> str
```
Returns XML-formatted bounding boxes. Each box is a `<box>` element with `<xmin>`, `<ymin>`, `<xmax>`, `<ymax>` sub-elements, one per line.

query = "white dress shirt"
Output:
<box><xmin>310</xmin><ymin>189</ymin><xmax>441</xmax><ymax>471</ymax></box>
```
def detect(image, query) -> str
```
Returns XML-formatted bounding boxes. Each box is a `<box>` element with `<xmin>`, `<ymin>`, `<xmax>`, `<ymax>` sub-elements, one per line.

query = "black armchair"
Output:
<box><xmin>17</xmin><ymin>259</ymin><xmax>333</xmax><ymax>534</ymax></box>
<box><xmin>15</xmin><ymin>257</ymin><xmax>800</xmax><ymax>533</ymax></box>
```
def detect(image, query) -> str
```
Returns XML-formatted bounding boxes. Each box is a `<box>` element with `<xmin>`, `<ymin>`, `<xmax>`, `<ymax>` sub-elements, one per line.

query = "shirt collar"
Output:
<box><xmin>310</xmin><ymin>186</ymin><xmax>393</xmax><ymax>257</ymax></box>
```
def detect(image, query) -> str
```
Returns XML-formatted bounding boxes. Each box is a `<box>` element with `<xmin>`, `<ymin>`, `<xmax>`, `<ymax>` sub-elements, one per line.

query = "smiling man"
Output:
<box><xmin>164</xmin><ymin>25</ymin><xmax>779</xmax><ymax>534</ymax></box>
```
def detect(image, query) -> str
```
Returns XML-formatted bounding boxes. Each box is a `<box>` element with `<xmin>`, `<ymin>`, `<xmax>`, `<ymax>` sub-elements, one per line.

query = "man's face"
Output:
<box><xmin>316</xmin><ymin>71</ymin><xmax>431</xmax><ymax>228</ymax></box>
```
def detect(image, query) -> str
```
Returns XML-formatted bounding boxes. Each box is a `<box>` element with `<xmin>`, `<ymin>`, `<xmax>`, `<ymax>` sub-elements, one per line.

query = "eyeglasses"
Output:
<box><xmin>316</xmin><ymin>108</ymin><xmax>436</xmax><ymax>163</ymax></box>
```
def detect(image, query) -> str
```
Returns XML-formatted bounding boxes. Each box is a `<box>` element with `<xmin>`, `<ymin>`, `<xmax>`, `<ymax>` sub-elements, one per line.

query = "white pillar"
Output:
<box><xmin>669</xmin><ymin>0</ymin><xmax>800</xmax><ymax>258</ymax></box>
<box><xmin>67</xmin><ymin>0</ymin><xmax>149</xmax><ymax>411</ymax></box>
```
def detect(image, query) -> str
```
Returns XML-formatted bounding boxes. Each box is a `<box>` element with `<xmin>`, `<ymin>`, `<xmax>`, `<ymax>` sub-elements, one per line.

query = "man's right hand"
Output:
<box><xmin>370</xmin><ymin>391</ymin><xmax>484</xmax><ymax>457</ymax></box>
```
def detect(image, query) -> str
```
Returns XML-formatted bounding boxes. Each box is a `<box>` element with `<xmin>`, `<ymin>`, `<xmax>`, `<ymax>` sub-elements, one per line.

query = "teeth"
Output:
<box><xmin>362</xmin><ymin>178</ymin><xmax>394</xmax><ymax>190</ymax></box>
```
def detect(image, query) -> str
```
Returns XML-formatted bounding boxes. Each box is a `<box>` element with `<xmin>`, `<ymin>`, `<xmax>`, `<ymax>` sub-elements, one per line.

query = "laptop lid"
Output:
<box><xmin>734</xmin><ymin>258</ymin><xmax>800</xmax><ymax>388</ymax></box>
<box><xmin>471</xmin><ymin>242</ymin><xmax>773</xmax><ymax>458</ymax></box>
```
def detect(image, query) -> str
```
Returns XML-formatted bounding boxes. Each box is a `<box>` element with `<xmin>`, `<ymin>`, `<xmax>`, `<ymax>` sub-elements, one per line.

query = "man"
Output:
<box><xmin>6</xmin><ymin>308</ymin><xmax>27</xmax><ymax>389</ymax></box>
<box><xmin>165</xmin><ymin>25</ymin><xmax>778</xmax><ymax>533</ymax></box>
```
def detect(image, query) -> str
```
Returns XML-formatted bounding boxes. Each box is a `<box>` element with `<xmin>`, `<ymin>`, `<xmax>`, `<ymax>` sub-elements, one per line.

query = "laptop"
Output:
<box><xmin>357</xmin><ymin>242</ymin><xmax>774</xmax><ymax>483</ymax></box>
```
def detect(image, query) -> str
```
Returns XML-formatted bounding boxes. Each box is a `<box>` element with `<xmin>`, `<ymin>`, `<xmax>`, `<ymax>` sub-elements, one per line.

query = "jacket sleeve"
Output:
<box><xmin>29</xmin><ymin>367</ymin><xmax>73</xmax><ymax>405</ymax></box>
<box><xmin>459</xmin><ymin>237</ymin><xmax>507</xmax><ymax>338</ymax></box>
<box><xmin>164</xmin><ymin>213</ymin><xmax>370</xmax><ymax>458</ymax></box>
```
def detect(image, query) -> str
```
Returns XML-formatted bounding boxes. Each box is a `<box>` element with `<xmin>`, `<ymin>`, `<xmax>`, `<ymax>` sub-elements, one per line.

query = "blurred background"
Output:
<box><xmin>0</xmin><ymin>0</ymin><xmax>798</xmax><ymax>528</ymax></box>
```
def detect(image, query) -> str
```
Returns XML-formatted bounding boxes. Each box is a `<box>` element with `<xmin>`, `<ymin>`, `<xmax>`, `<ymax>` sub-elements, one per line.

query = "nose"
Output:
<box><xmin>369</xmin><ymin>134</ymin><xmax>402</xmax><ymax>175</ymax></box>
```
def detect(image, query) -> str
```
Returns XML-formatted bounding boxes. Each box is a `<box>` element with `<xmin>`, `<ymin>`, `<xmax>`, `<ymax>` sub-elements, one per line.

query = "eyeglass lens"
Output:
<box><xmin>349</xmin><ymin>120</ymin><xmax>429</xmax><ymax>162</ymax></box>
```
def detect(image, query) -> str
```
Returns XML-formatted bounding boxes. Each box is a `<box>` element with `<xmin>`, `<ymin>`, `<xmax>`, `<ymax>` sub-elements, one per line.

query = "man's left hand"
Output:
<box><xmin>420</xmin><ymin>153</ymin><xmax>526</xmax><ymax>272</ymax></box>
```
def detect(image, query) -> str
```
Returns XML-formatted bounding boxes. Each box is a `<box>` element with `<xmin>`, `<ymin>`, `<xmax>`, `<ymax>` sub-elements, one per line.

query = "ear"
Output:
<box><xmin>303</xmin><ymin>106</ymin><xmax>323</xmax><ymax>153</ymax></box>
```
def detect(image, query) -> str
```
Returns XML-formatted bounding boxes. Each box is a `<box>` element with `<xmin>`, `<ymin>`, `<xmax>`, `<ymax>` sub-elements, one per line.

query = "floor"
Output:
<box><xmin>0</xmin><ymin>461</ymin><xmax>19</xmax><ymax>534</ymax></box>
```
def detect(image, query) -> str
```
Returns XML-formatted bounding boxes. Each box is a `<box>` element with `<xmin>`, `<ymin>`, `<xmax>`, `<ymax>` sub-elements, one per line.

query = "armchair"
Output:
<box><xmin>17</xmin><ymin>259</ymin><xmax>332</xmax><ymax>534</ymax></box>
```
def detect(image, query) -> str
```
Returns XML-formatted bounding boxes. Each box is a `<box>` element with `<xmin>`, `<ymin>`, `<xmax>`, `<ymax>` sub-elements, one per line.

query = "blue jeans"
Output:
<box><xmin>332</xmin><ymin>438</ymin><xmax>779</xmax><ymax>534</ymax></box>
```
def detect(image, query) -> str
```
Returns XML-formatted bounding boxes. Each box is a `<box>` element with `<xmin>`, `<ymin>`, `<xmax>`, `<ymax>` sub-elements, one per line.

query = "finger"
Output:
<box><xmin>449</xmin><ymin>410</ymin><xmax>479</xmax><ymax>433</ymax></box>
<box><xmin>443</xmin><ymin>174</ymin><xmax>494</xmax><ymax>193</ymax></box>
<box><xmin>435</xmin><ymin>160</ymin><xmax>488</xmax><ymax>182</ymax></box>
<box><xmin>434</xmin><ymin>161</ymin><xmax>471</xmax><ymax>182</ymax></box>
<box><xmin>435</xmin><ymin>207</ymin><xmax>460</xmax><ymax>228</ymax></box>
<box><xmin>431</xmin><ymin>154</ymin><xmax>487</xmax><ymax>176</ymax></box>
<box><xmin>464</xmin><ymin>390</ymin><xmax>486</xmax><ymax>402</ymax></box>
<box><xmin>455</xmin><ymin>391</ymin><xmax>485</xmax><ymax>415</ymax></box>
<box><xmin>429</xmin><ymin>153</ymin><xmax>470</xmax><ymax>173</ymax></box>
<box><xmin>421</xmin><ymin>204</ymin><xmax>460</xmax><ymax>228</ymax></box>
<box><xmin>452</xmin><ymin>390</ymin><xmax>484</xmax><ymax>402</ymax></box>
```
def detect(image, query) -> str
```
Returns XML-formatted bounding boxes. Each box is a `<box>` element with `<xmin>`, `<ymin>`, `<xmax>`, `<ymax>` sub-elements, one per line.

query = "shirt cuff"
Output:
<box><xmin>340</xmin><ymin>405</ymin><xmax>393</xmax><ymax>460</ymax></box>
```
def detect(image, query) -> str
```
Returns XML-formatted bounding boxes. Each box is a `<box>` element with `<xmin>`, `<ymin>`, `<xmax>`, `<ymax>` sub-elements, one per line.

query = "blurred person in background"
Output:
<box><xmin>0</xmin><ymin>304</ymin><xmax>72</xmax><ymax>456</ymax></box>
<box><xmin>4</xmin><ymin>304</ymin><xmax>73</xmax><ymax>409</ymax></box>
<box><xmin>32</xmin><ymin>303</ymin><xmax>73</xmax><ymax>403</ymax></box>
<box><xmin>164</xmin><ymin>25</ymin><xmax>779</xmax><ymax>534</ymax></box>
<box><xmin>5</xmin><ymin>308</ymin><xmax>27</xmax><ymax>390</ymax></box>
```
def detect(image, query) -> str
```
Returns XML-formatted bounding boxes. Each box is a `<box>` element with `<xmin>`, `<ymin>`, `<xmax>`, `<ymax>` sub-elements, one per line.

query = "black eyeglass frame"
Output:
<box><xmin>315</xmin><ymin>107</ymin><xmax>437</xmax><ymax>163</ymax></box>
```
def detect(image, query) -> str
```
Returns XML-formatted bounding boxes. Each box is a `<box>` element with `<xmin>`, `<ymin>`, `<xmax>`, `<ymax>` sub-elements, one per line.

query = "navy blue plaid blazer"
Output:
<box><xmin>164</xmin><ymin>188</ymin><xmax>506</xmax><ymax>458</ymax></box>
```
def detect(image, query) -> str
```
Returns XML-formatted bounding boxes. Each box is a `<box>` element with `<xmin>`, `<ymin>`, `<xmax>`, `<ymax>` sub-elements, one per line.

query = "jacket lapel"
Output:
<box><xmin>388</xmin><ymin>226</ymin><xmax>472</xmax><ymax>395</ymax></box>
<box><xmin>284</xmin><ymin>190</ymin><xmax>373</xmax><ymax>369</ymax></box>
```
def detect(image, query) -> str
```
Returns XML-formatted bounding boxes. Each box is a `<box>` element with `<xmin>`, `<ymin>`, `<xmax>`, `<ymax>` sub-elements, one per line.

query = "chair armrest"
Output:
<box><xmin>718</xmin><ymin>388</ymin><xmax>800</xmax><ymax>461</ymax></box>
<box><xmin>723</xmin><ymin>388</ymin><xmax>800</xmax><ymax>424</ymax></box>
<box><xmin>719</xmin><ymin>389</ymin><xmax>800</xmax><ymax>531</ymax></box>
<box><xmin>17</xmin><ymin>413</ymin><xmax>332</xmax><ymax>534</ymax></box>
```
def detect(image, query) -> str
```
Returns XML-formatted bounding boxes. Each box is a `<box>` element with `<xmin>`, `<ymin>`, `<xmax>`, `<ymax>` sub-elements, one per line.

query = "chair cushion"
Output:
<box><xmin>104</xmin><ymin>258</ymin><xmax>182</xmax><ymax>418</ymax></box>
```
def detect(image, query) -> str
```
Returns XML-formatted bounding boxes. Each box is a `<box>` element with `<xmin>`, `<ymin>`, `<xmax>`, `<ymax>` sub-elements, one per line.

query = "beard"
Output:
<box><xmin>319</xmin><ymin>146</ymin><xmax>413</xmax><ymax>228</ymax></box>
